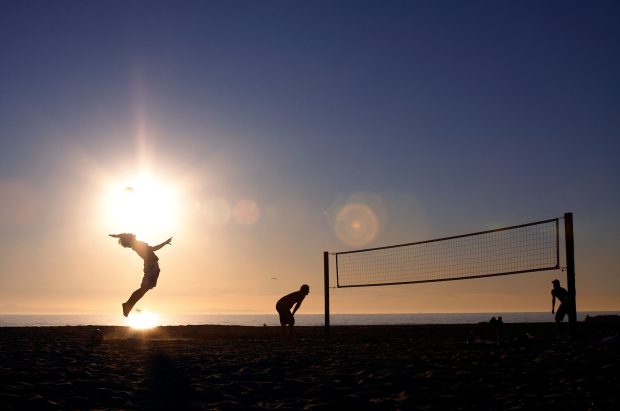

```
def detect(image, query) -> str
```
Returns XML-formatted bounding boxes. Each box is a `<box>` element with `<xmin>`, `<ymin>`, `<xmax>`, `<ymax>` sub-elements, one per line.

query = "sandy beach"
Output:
<box><xmin>0</xmin><ymin>322</ymin><xmax>618</xmax><ymax>410</ymax></box>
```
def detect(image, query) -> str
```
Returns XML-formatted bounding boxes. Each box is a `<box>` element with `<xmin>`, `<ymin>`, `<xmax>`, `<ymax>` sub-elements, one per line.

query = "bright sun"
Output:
<box><xmin>127</xmin><ymin>310</ymin><xmax>160</xmax><ymax>329</ymax></box>
<box><xmin>103</xmin><ymin>172</ymin><xmax>180</xmax><ymax>240</ymax></box>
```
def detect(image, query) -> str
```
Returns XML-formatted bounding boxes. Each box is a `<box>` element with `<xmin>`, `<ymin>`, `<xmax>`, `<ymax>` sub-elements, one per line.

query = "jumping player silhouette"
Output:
<box><xmin>109</xmin><ymin>233</ymin><xmax>172</xmax><ymax>317</ymax></box>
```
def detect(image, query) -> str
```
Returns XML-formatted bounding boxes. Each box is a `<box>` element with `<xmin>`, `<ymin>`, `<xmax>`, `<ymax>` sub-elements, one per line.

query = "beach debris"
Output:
<box><xmin>600</xmin><ymin>334</ymin><xmax>619</xmax><ymax>345</ymax></box>
<box><xmin>472</xmin><ymin>337</ymin><xmax>496</xmax><ymax>345</ymax></box>
<box><xmin>90</xmin><ymin>328</ymin><xmax>104</xmax><ymax>345</ymax></box>
<box><xmin>585</xmin><ymin>314</ymin><xmax>620</xmax><ymax>323</ymax></box>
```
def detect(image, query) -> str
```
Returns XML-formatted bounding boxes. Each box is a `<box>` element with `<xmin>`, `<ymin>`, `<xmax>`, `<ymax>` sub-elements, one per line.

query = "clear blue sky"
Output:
<box><xmin>1</xmin><ymin>1</ymin><xmax>618</xmax><ymax>314</ymax></box>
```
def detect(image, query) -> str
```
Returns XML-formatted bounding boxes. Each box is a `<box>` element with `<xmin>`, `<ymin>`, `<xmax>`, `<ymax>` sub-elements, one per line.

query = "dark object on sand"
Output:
<box><xmin>90</xmin><ymin>328</ymin><xmax>104</xmax><ymax>345</ymax></box>
<box><xmin>585</xmin><ymin>314</ymin><xmax>620</xmax><ymax>323</ymax></box>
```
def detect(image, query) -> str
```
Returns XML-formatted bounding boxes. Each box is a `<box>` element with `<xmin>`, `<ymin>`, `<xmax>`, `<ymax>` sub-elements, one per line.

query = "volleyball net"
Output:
<box><xmin>334</xmin><ymin>218</ymin><xmax>559</xmax><ymax>288</ymax></box>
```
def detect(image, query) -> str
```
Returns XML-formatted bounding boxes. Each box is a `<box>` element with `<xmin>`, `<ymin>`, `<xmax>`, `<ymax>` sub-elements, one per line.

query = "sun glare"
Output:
<box><xmin>103</xmin><ymin>173</ymin><xmax>180</xmax><ymax>240</ymax></box>
<box><xmin>127</xmin><ymin>310</ymin><xmax>160</xmax><ymax>329</ymax></box>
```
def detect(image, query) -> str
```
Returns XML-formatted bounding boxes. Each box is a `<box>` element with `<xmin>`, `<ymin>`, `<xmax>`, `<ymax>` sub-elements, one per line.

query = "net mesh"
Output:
<box><xmin>336</xmin><ymin>218</ymin><xmax>559</xmax><ymax>288</ymax></box>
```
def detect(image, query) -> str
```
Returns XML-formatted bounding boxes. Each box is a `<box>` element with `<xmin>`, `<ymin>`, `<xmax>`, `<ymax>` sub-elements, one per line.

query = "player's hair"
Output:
<box><xmin>300</xmin><ymin>284</ymin><xmax>309</xmax><ymax>293</ymax></box>
<box><xmin>116</xmin><ymin>233</ymin><xmax>136</xmax><ymax>248</ymax></box>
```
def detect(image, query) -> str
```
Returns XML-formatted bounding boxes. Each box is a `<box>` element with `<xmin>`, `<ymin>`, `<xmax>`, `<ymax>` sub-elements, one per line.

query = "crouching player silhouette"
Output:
<box><xmin>276</xmin><ymin>284</ymin><xmax>309</xmax><ymax>338</ymax></box>
<box><xmin>109</xmin><ymin>233</ymin><xmax>172</xmax><ymax>317</ymax></box>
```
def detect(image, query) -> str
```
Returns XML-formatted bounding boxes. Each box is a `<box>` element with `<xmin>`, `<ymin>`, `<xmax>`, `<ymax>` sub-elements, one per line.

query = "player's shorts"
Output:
<box><xmin>276</xmin><ymin>303</ymin><xmax>294</xmax><ymax>326</ymax></box>
<box><xmin>141</xmin><ymin>261</ymin><xmax>161</xmax><ymax>289</ymax></box>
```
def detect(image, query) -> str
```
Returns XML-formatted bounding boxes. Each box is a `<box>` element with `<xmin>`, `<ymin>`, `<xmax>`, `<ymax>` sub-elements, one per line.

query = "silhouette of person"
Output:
<box><xmin>276</xmin><ymin>284</ymin><xmax>309</xmax><ymax>337</ymax></box>
<box><xmin>551</xmin><ymin>278</ymin><xmax>569</xmax><ymax>334</ymax></box>
<box><xmin>109</xmin><ymin>233</ymin><xmax>172</xmax><ymax>317</ymax></box>
<box><xmin>488</xmin><ymin>316</ymin><xmax>503</xmax><ymax>336</ymax></box>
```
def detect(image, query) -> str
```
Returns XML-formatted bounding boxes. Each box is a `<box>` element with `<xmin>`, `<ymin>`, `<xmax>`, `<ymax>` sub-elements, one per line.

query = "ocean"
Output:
<box><xmin>0</xmin><ymin>312</ymin><xmax>617</xmax><ymax>327</ymax></box>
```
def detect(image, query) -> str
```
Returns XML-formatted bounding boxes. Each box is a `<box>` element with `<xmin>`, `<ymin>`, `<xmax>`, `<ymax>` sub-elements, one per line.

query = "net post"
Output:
<box><xmin>324</xmin><ymin>251</ymin><xmax>330</xmax><ymax>334</ymax></box>
<box><xmin>564</xmin><ymin>212</ymin><xmax>577</xmax><ymax>336</ymax></box>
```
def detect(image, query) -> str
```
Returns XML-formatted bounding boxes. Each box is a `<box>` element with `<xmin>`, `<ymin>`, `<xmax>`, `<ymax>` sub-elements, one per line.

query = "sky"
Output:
<box><xmin>1</xmin><ymin>1</ymin><xmax>619</xmax><ymax>316</ymax></box>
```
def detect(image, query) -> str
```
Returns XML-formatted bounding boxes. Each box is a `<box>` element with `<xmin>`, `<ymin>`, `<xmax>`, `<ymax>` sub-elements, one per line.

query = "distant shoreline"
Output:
<box><xmin>2</xmin><ymin>311</ymin><xmax>619</xmax><ymax>327</ymax></box>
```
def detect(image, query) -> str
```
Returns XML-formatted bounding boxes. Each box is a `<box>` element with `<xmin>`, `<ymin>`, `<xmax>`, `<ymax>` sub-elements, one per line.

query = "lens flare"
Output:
<box><xmin>202</xmin><ymin>197</ymin><xmax>232</xmax><ymax>225</ymax></box>
<box><xmin>0</xmin><ymin>179</ymin><xmax>38</xmax><ymax>226</ymax></box>
<box><xmin>233</xmin><ymin>199</ymin><xmax>261</xmax><ymax>225</ymax></box>
<box><xmin>335</xmin><ymin>203</ymin><xmax>379</xmax><ymax>247</ymax></box>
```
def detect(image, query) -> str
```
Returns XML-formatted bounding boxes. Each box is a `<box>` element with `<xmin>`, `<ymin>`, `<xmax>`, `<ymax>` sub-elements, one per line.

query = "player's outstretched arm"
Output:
<box><xmin>151</xmin><ymin>237</ymin><xmax>172</xmax><ymax>251</ymax></box>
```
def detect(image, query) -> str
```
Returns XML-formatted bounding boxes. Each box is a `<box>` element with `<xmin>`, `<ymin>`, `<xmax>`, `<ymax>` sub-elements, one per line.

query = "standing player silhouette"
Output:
<box><xmin>109</xmin><ymin>233</ymin><xmax>172</xmax><ymax>317</ymax></box>
<box><xmin>551</xmin><ymin>278</ymin><xmax>569</xmax><ymax>335</ymax></box>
